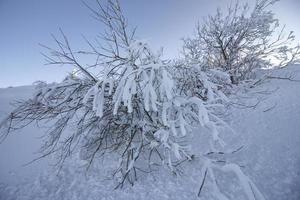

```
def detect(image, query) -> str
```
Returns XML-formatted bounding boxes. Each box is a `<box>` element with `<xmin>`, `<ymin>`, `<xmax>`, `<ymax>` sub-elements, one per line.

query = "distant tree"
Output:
<box><xmin>182</xmin><ymin>0</ymin><xmax>300</xmax><ymax>84</ymax></box>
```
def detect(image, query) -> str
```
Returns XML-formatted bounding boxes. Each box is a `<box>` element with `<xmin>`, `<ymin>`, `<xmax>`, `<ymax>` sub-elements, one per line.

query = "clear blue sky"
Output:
<box><xmin>0</xmin><ymin>0</ymin><xmax>299</xmax><ymax>88</ymax></box>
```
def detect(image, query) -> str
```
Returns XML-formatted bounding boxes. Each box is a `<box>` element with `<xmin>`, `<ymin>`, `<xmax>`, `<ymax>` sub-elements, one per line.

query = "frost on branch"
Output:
<box><xmin>197</xmin><ymin>160</ymin><xmax>265</xmax><ymax>200</ymax></box>
<box><xmin>183</xmin><ymin>0</ymin><xmax>300</xmax><ymax>84</ymax></box>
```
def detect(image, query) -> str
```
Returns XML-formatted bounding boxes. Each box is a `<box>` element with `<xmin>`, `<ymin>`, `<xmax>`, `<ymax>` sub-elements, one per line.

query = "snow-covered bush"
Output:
<box><xmin>0</xmin><ymin>1</ymin><xmax>268</xmax><ymax>198</ymax></box>
<box><xmin>182</xmin><ymin>0</ymin><xmax>300</xmax><ymax>84</ymax></box>
<box><xmin>172</xmin><ymin>60</ymin><xmax>232</xmax><ymax>99</ymax></box>
<box><xmin>0</xmin><ymin>0</ymin><xmax>223</xmax><ymax>189</ymax></box>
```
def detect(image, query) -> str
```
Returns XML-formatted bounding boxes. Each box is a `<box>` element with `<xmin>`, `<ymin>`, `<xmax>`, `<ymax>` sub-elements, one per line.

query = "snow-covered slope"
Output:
<box><xmin>0</xmin><ymin>86</ymin><xmax>49</xmax><ymax>186</ymax></box>
<box><xmin>0</xmin><ymin>65</ymin><xmax>299</xmax><ymax>200</ymax></box>
<box><xmin>227</xmin><ymin>65</ymin><xmax>300</xmax><ymax>200</ymax></box>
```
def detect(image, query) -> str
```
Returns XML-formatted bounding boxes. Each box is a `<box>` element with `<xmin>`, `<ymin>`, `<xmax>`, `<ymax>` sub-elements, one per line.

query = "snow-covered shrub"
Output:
<box><xmin>0</xmin><ymin>0</ymin><xmax>223</xmax><ymax>188</ymax></box>
<box><xmin>182</xmin><ymin>0</ymin><xmax>300</xmax><ymax>84</ymax></box>
<box><xmin>172</xmin><ymin>60</ymin><xmax>231</xmax><ymax>99</ymax></box>
<box><xmin>0</xmin><ymin>1</ymin><xmax>268</xmax><ymax>198</ymax></box>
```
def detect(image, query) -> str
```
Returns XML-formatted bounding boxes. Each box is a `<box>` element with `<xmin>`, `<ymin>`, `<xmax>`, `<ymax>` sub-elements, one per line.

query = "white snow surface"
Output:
<box><xmin>0</xmin><ymin>65</ymin><xmax>300</xmax><ymax>200</ymax></box>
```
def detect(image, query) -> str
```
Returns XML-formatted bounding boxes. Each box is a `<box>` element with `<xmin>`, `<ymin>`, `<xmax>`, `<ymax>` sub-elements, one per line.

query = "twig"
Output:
<box><xmin>263</xmin><ymin>102</ymin><xmax>277</xmax><ymax>112</ymax></box>
<box><xmin>266</xmin><ymin>75</ymin><xmax>300</xmax><ymax>82</ymax></box>
<box><xmin>197</xmin><ymin>168</ymin><xmax>208</xmax><ymax>197</ymax></box>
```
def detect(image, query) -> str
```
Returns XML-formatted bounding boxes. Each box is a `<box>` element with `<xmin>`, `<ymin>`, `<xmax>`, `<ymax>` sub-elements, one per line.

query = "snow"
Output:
<box><xmin>0</xmin><ymin>86</ymin><xmax>50</xmax><ymax>186</ymax></box>
<box><xmin>1</xmin><ymin>65</ymin><xmax>300</xmax><ymax>199</ymax></box>
<box><xmin>226</xmin><ymin>65</ymin><xmax>300</xmax><ymax>200</ymax></box>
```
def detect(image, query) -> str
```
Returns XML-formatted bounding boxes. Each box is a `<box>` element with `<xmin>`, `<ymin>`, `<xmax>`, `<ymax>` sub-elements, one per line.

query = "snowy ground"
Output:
<box><xmin>0</xmin><ymin>86</ymin><xmax>49</xmax><ymax>185</ymax></box>
<box><xmin>227</xmin><ymin>65</ymin><xmax>300</xmax><ymax>200</ymax></box>
<box><xmin>0</xmin><ymin>65</ymin><xmax>299</xmax><ymax>200</ymax></box>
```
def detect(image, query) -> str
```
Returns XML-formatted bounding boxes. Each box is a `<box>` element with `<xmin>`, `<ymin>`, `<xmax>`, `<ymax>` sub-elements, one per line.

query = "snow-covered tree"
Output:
<box><xmin>182</xmin><ymin>0</ymin><xmax>300</xmax><ymax>84</ymax></box>
<box><xmin>0</xmin><ymin>1</ymin><xmax>268</xmax><ymax>198</ymax></box>
<box><xmin>0</xmin><ymin>0</ymin><xmax>222</xmax><ymax>188</ymax></box>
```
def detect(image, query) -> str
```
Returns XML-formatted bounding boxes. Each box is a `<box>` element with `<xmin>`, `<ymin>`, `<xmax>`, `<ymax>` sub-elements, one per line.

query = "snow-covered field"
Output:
<box><xmin>0</xmin><ymin>65</ymin><xmax>299</xmax><ymax>200</ymax></box>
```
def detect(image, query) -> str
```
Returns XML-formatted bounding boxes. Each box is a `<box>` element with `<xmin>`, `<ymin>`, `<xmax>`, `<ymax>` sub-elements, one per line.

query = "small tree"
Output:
<box><xmin>0</xmin><ymin>1</ymin><xmax>268</xmax><ymax>198</ymax></box>
<box><xmin>183</xmin><ymin>0</ymin><xmax>300</xmax><ymax>84</ymax></box>
<box><xmin>0</xmin><ymin>0</ymin><xmax>224</xmax><ymax>188</ymax></box>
